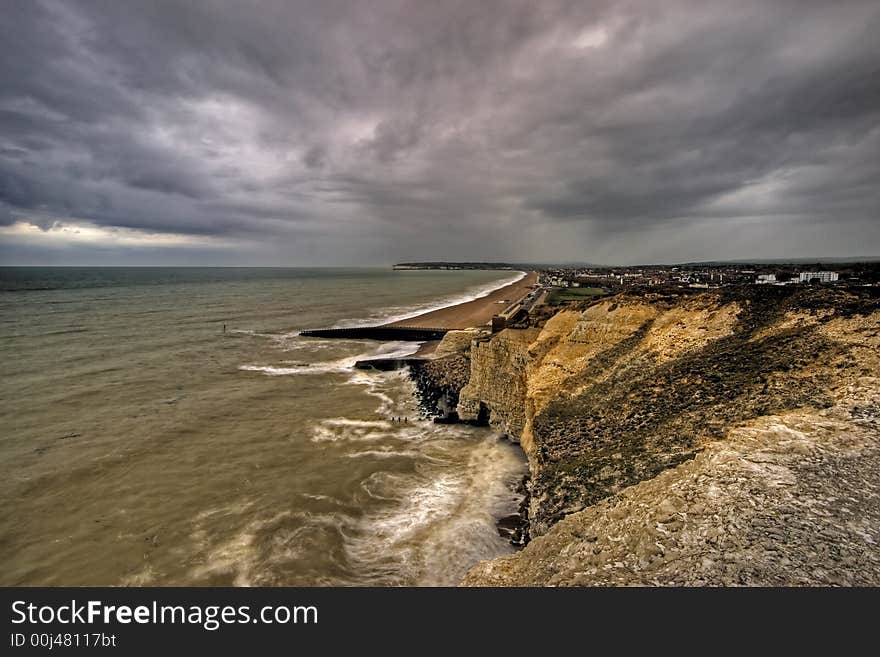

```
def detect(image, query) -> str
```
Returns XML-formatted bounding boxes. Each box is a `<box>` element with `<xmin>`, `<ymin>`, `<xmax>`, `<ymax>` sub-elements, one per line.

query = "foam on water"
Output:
<box><xmin>343</xmin><ymin>431</ymin><xmax>525</xmax><ymax>585</ymax></box>
<box><xmin>310</xmin><ymin>418</ymin><xmax>399</xmax><ymax>443</ymax></box>
<box><xmin>344</xmin><ymin>448</ymin><xmax>423</xmax><ymax>460</ymax></box>
<box><xmin>343</xmin><ymin>361</ymin><xmax>423</xmax><ymax>420</ymax></box>
<box><xmin>239</xmin><ymin>340</ymin><xmax>422</xmax><ymax>377</ymax></box>
<box><xmin>189</xmin><ymin>508</ymin><xmax>351</xmax><ymax>586</ymax></box>
<box><xmin>239</xmin><ymin>354</ymin><xmax>375</xmax><ymax>376</ymax></box>
<box><xmin>323</xmin><ymin>418</ymin><xmax>391</xmax><ymax>428</ymax></box>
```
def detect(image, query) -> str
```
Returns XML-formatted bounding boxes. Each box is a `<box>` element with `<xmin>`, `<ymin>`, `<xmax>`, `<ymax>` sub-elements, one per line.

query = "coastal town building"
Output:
<box><xmin>535</xmin><ymin>262</ymin><xmax>877</xmax><ymax>295</ymax></box>
<box><xmin>799</xmin><ymin>271</ymin><xmax>839</xmax><ymax>283</ymax></box>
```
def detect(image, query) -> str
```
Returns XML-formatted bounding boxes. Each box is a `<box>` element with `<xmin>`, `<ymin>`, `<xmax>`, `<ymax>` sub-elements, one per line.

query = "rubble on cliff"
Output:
<box><xmin>462</xmin><ymin>397</ymin><xmax>880</xmax><ymax>586</ymax></box>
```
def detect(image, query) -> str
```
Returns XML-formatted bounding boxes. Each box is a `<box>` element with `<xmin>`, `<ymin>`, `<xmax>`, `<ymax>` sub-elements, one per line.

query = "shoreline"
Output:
<box><xmin>338</xmin><ymin>270</ymin><xmax>538</xmax><ymax>363</ymax></box>
<box><xmin>328</xmin><ymin>270</ymin><xmax>528</xmax><ymax>330</ymax></box>
<box><xmin>386</xmin><ymin>271</ymin><xmax>538</xmax><ymax>330</ymax></box>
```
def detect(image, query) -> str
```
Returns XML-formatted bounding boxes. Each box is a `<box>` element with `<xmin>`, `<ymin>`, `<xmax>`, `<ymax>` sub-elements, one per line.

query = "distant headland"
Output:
<box><xmin>393</xmin><ymin>262</ymin><xmax>564</xmax><ymax>271</ymax></box>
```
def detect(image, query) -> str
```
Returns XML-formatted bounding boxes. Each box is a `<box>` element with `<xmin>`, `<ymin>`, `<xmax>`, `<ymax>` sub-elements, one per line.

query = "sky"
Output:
<box><xmin>1</xmin><ymin>0</ymin><xmax>878</xmax><ymax>266</ymax></box>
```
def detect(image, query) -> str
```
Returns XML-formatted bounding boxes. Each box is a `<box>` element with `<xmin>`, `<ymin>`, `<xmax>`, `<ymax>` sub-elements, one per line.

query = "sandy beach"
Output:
<box><xmin>387</xmin><ymin>271</ymin><xmax>538</xmax><ymax>330</ymax></box>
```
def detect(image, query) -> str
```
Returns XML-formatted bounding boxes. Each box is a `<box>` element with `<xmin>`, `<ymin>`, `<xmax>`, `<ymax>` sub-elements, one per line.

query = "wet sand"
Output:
<box><xmin>387</xmin><ymin>271</ymin><xmax>538</xmax><ymax>330</ymax></box>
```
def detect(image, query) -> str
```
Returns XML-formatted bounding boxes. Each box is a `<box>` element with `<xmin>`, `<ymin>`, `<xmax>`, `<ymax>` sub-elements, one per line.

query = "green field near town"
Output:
<box><xmin>546</xmin><ymin>287</ymin><xmax>609</xmax><ymax>304</ymax></box>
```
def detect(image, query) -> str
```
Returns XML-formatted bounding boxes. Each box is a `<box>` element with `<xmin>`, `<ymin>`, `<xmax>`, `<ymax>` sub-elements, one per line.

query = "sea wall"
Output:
<box><xmin>457</xmin><ymin>286</ymin><xmax>880</xmax><ymax>584</ymax></box>
<box><xmin>300</xmin><ymin>326</ymin><xmax>447</xmax><ymax>341</ymax></box>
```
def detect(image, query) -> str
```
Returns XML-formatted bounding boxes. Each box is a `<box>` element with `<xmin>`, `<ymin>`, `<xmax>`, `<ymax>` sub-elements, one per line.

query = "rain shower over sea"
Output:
<box><xmin>0</xmin><ymin>267</ymin><xmax>526</xmax><ymax>586</ymax></box>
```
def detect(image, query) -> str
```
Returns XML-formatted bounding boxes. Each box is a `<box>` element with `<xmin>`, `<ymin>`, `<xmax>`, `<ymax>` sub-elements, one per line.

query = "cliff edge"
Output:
<box><xmin>457</xmin><ymin>286</ymin><xmax>880</xmax><ymax>585</ymax></box>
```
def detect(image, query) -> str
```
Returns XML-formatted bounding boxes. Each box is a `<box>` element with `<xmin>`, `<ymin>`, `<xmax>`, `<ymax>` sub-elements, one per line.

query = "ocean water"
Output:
<box><xmin>0</xmin><ymin>267</ymin><xmax>527</xmax><ymax>586</ymax></box>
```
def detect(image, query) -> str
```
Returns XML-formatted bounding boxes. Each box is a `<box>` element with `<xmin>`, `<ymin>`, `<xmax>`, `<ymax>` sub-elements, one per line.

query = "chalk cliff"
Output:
<box><xmin>456</xmin><ymin>286</ymin><xmax>880</xmax><ymax>585</ymax></box>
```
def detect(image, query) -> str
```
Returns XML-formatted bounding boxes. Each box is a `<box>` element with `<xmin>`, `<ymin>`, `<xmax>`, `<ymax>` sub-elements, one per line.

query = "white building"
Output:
<box><xmin>799</xmin><ymin>271</ymin><xmax>839</xmax><ymax>283</ymax></box>
<box><xmin>756</xmin><ymin>274</ymin><xmax>777</xmax><ymax>284</ymax></box>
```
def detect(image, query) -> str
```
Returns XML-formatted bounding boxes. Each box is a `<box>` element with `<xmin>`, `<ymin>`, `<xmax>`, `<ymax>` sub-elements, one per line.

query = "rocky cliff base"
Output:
<box><xmin>405</xmin><ymin>329</ymin><xmax>486</xmax><ymax>420</ymax></box>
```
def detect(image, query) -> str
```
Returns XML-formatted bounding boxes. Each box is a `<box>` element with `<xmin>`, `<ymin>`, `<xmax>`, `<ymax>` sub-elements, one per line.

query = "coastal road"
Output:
<box><xmin>516</xmin><ymin>285</ymin><xmax>548</xmax><ymax>314</ymax></box>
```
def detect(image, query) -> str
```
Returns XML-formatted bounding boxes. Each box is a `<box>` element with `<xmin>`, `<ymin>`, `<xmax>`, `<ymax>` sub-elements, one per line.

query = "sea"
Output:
<box><xmin>0</xmin><ymin>267</ymin><xmax>527</xmax><ymax>586</ymax></box>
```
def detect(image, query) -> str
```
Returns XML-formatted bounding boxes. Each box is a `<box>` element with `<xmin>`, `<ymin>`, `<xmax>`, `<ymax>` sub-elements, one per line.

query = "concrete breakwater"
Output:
<box><xmin>299</xmin><ymin>326</ymin><xmax>448</xmax><ymax>341</ymax></box>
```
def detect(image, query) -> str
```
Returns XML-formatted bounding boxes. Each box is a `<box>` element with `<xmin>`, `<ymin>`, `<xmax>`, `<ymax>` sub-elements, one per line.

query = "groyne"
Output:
<box><xmin>299</xmin><ymin>326</ymin><xmax>448</xmax><ymax>341</ymax></box>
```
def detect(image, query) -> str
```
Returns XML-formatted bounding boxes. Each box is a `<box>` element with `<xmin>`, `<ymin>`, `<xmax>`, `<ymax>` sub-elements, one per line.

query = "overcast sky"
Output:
<box><xmin>1</xmin><ymin>0</ymin><xmax>878</xmax><ymax>266</ymax></box>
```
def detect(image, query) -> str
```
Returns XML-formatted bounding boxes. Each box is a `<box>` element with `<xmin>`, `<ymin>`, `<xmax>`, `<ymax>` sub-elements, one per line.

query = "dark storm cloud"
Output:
<box><xmin>1</xmin><ymin>0</ymin><xmax>878</xmax><ymax>265</ymax></box>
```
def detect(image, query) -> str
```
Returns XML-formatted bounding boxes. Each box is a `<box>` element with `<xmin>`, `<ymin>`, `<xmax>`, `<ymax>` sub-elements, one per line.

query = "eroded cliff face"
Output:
<box><xmin>457</xmin><ymin>287</ymin><xmax>880</xmax><ymax>563</ymax></box>
<box><xmin>408</xmin><ymin>329</ymin><xmax>484</xmax><ymax>418</ymax></box>
<box><xmin>458</xmin><ymin>328</ymin><xmax>540</xmax><ymax>436</ymax></box>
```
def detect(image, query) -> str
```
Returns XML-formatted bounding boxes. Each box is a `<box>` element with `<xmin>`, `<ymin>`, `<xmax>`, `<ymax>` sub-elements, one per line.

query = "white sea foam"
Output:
<box><xmin>346</xmin><ymin>367</ymin><xmax>423</xmax><ymax>421</ymax></box>
<box><xmin>374</xmin><ymin>340</ymin><xmax>424</xmax><ymax>358</ymax></box>
<box><xmin>188</xmin><ymin>504</ymin><xmax>291</xmax><ymax>587</ymax></box>
<box><xmin>239</xmin><ymin>354</ymin><xmax>369</xmax><ymax>376</ymax></box>
<box><xmin>271</xmin><ymin>334</ymin><xmax>363</xmax><ymax>352</ymax></box>
<box><xmin>344</xmin><ymin>449</ymin><xmax>422</xmax><ymax>459</ymax></box>
<box><xmin>344</xmin><ymin>435</ymin><xmax>526</xmax><ymax>585</ymax></box>
<box><xmin>240</xmin><ymin>341</ymin><xmax>421</xmax><ymax>377</ymax></box>
<box><xmin>310</xmin><ymin>417</ymin><xmax>430</xmax><ymax>444</ymax></box>
<box><xmin>189</xmin><ymin>508</ymin><xmax>348</xmax><ymax>586</ymax></box>
<box><xmin>297</xmin><ymin>492</ymin><xmax>345</xmax><ymax>505</ymax></box>
<box><xmin>239</xmin><ymin>363</ymin><xmax>346</xmax><ymax>376</ymax></box>
<box><xmin>361</xmin><ymin>383</ymin><xmax>396</xmax><ymax>415</ymax></box>
<box><xmin>310</xmin><ymin>417</ymin><xmax>406</xmax><ymax>443</ymax></box>
<box><xmin>369</xmin><ymin>474</ymin><xmax>463</xmax><ymax>542</ymax></box>
<box><xmin>323</xmin><ymin>418</ymin><xmax>390</xmax><ymax>428</ymax></box>
<box><xmin>359</xmin><ymin>471</ymin><xmax>411</xmax><ymax>502</ymax></box>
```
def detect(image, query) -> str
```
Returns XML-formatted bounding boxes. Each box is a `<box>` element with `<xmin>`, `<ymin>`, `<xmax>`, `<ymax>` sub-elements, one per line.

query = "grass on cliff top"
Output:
<box><xmin>546</xmin><ymin>287</ymin><xmax>609</xmax><ymax>305</ymax></box>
